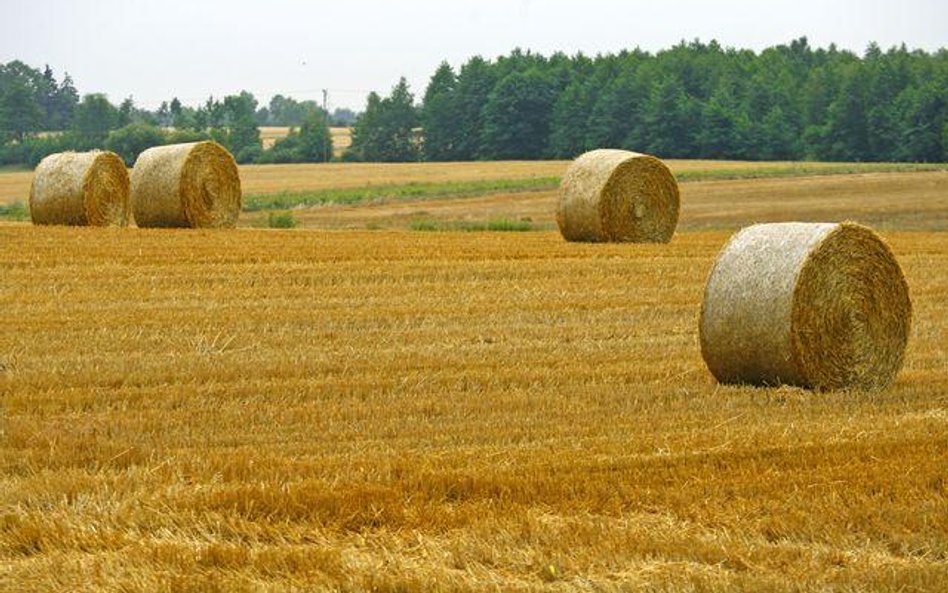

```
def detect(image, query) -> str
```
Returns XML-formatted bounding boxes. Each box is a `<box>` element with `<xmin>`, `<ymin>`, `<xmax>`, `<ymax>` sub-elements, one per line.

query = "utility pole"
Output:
<box><xmin>323</xmin><ymin>89</ymin><xmax>332</xmax><ymax>162</ymax></box>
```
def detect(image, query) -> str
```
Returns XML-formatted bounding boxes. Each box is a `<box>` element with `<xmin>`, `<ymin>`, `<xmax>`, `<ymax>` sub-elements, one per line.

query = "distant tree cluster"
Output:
<box><xmin>251</xmin><ymin>94</ymin><xmax>355</xmax><ymax>128</ymax></box>
<box><xmin>0</xmin><ymin>61</ymin><xmax>78</xmax><ymax>141</ymax></box>
<box><xmin>0</xmin><ymin>61</ymin><xmax>337</xmax><ymax>167</ymax></box>
<box><xmin>349</xmin><ymin>78</ymin><xmax>421</xmax><ymax>162</ymax></box>
<box><xmin>348</xmin><ymin>39</ymin><xmax>948</xmax><ymax>163</ymax></box>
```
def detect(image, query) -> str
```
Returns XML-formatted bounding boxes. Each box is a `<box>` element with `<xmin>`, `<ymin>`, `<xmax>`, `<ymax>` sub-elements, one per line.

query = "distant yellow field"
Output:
<box><xmin>259</xmin><ymin>126</ymin><xmax>351</xmax><ymax>156</ymax></box>
<box><xmin>2</xmin><ymin>224</ymin><xmax>946</xmax><ymax>590</ymax></box>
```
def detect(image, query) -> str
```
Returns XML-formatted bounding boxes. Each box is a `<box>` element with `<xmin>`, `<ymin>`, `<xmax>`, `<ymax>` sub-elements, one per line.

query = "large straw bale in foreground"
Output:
<box><xmin>29</xmin><ymin>151</ymin><xmax>129</xmax><ymax>226</ymax></box>
<box><xmin>131</xmin><ymin>141</ymin><xmax>241</xmax><ymax>228</ymax></box>
<box><xmin>699</xmin><ymin>222</ymin><xmax>911</xmax><ymax>391</ymax></box>
<box><xmin>556</xmin><ymin>149</ymin><xmax>679</xmax><ymax>242</ymax></box>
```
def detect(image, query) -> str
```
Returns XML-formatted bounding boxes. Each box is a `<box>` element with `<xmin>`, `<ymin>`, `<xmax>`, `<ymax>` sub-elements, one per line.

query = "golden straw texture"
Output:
<box><xmin>29</xmin><ymin>151</ymin><xmax>129</xmax><ymax>226</ymax></box>
<box><xmin>556</xmin><ymin>149</ymin><xmax>679</xmax><ymax>242</ymax></box>
<box><xmin>699</xmin><ymin>222</ymin><xmax>912</xmax><ymax>391</ymax></box>
<box><xmin>131</xmin><ymin>141</ymin><xmax>241</xmax><ymax>228</ymax></box>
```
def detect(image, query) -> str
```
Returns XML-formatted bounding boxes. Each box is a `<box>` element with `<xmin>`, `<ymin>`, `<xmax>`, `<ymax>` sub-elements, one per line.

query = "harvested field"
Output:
<box><xmin>260</xmin><ymin>126</ymin><xmax>351</xmax><ymax>156</ymax></box>
<box><xmin>2</xmin><ymin>162</ymin><xmax>947</xmax><ymax>590</ymax></box>
<box><xmin>2</xmin><ymin>222</ymin><xmax>947</xmax><ymax>591</ymax></box>
<box><xmin>259</xmin><ymin>126</ymin><xmax>290</xmax><ymax>149</ymax></box>
<box><xmin>276</xmin><ymin>170</ymin><xmax>948</xmax><ymax>232</ymax></box>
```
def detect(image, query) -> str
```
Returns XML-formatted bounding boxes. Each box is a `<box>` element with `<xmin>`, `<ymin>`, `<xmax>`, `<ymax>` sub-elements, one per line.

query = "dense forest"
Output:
<box><xmin>2</xmin><ymin>38</ymin><xmax>947</xmax><ymax>166</ymax></box>
<box><xmin>352</xmin><ymin>38</ymin><xmax>948</xmax><ymax>163</ymax></box>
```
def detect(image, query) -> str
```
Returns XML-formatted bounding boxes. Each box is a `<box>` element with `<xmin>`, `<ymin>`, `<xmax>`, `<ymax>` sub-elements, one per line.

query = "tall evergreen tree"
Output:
<box><xmin>696</xmin><ymin>85</ymin><xmax>748</xmax><ymax>159</ymax></box>
<box><xmin>549</xmin><ymin>80</ymin><xmax>594</xmax><ymax>158</ymax></box>
<box><xmin>350</xmin><ymin>91</ymin><xmax>381</xmax><ymax>161</ymax></box>
<box><xmin>39</xmin><ymin>65</ymin><xmax>60</xmax><ymax>129</ymax></box>
<box><xmin>585</xmin><ymin>66</ymin><xmax>650</xmax><ymax>152</ymax></box>
<box><xmin>53</xmin><ymin>73</ymin><xmax>79</xmax><ymax>130</ymax></box>
<box><xmin>864</xmin><ymin>46</ymin><xmax>912</xmax><ymax>160</ymax></box>
<box><xmin>421</xmin><ymin>62</ymin><xmax>458</xmax><ymax>161</ymax></box>
<box><xmin>757</xmin><ymin>106</ymin><xmax>800</xmax><ymax>160</ymax></box>
<box><xmin>822</xmin><ymin>65</ymin><xmax>871</xmax><ymax>160</ymax></box>
<box><xmin>452</xmin><ymin>57</ymin><xmax>496</xmax><ymax>160</ymax></box>
<box><xmin>643</xmin><ymin>76</ymin><xmax>699</xmax><ymax>157</ymax></box>
<box><xmin>118</xmin><ymin>96</ymin><xmax>135</xmax><ymax>127</ymax></box>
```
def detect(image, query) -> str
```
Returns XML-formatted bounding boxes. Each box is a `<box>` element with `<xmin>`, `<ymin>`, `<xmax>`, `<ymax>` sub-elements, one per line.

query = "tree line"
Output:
<box><xmin>348</xmin><ymin>38</ymin><xmax>947</xmax><ymax>163</ymax></box>
<box><xmin>4</xmin><ymin>38</ymin><xmax>947</xmax><ymax>168</ymax></box>
<box><xmin>0</xmin><ymin>61</ymin><xmax>353</xmax><ymax>167</ymax></box>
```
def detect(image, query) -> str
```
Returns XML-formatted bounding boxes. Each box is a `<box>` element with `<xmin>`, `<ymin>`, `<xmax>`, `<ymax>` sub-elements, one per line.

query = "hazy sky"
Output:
<box><xmin>2</xmin><ymin>0</ymin><xmax>945</xmax><ymax>112</ymax></box>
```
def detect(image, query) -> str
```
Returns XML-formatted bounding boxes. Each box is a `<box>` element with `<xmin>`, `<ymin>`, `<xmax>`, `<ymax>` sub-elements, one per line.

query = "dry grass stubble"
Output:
<box><xmin>1</xmin><ymin>227</ymin><xmax>946</xmax><ymax>591</ymax></box>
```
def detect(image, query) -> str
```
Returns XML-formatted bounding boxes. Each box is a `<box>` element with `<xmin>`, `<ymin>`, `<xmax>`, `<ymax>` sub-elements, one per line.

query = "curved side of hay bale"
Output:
<box><xmin>556</xmin><ymin>149</ymin><xmax>679</xmax><ymax>243</ymax></box>
<box><xmin>130</xmin><ymin>141</ymin><xmax>241</xmax><ymax>228</ymax></box>
<box><xmin>29</xmin><ymin>151</ymin><xmax>129</xmax><ymax>226</ymax></box>
<box><xmin>699</xmin><ymin>222</ymin><xmax>912</xmax><ymax>391</ymax></box>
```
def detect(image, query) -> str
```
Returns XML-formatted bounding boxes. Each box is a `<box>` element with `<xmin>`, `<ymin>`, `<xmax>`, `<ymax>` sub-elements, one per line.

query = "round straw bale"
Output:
<box><xmin>130</xmin><ymin>141</ymin><xmax>241</xmax><ymax>228</ymax></box>
<box><xmin>556</xmin><ymin>149</ymin><xmax>679</xmax><ymax>243</ymax></box>
<box><xmin>29</xmin><ymin>150</ymin><xmax>129</xmax><ymax>226</ymax></box>
<box><xmin>699</xmin><ymin>222</ymin><xmax>911</xmax><ymax>391</ymax></box>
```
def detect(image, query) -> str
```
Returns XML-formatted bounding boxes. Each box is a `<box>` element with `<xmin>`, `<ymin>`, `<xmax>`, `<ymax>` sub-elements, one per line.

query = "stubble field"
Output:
<box><xmin>259</xmin><ymin>127</ymin><xmax>352</xmax><ymax>156</ymax></box>
<box><xmin>1</xmin><ymin>160</ymin><xmax>947</xmax><ymax>591</ymax></box>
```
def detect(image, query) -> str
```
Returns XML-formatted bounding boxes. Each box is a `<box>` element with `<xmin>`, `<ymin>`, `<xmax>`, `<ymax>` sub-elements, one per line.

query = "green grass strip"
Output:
<box><xmin>675</xmin><ymin>162</ymin><xmax>947</xmax><ymax>182</ymax></box>
<box><xmin>0</xmin><ymin>201</ymin><xmax>29</xmax><ymax>220</ymax></box>
<box><xmin>243</xmin><ymin>178</ymin><xmax>560</xmax><ymax>211</ymax></box>
<box><xmin>409</xmin><ymin>218</ymin><xmax>536</xmax><ymax>232</ymax></box>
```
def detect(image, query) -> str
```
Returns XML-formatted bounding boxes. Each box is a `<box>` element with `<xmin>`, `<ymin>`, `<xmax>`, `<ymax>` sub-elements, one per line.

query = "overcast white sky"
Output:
<box><xmin>1</xmin><ymin>0</ymin><xmax>945</xmax><ymax>112</ymax></box>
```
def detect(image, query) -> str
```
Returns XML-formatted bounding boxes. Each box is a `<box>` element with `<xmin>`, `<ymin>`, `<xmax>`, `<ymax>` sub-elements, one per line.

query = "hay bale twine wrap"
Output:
<box><xmin>699</xmin><ymin>222</ymin><xmax>912</xmax><ymax>391</ymax></box>
<box><xmin>29</xmin><ymin>150</ymin><xmax>129</xmax><ymax>226</ymax></box>
<box><xmin>131</xmin><ymin>141</ymin><xmax>241</xmax><ymax>228</ymax></box>
<box><xmin>556</xmin><ymin>149</ymin><xmax>679</xmax><ymax>243</ymax></box>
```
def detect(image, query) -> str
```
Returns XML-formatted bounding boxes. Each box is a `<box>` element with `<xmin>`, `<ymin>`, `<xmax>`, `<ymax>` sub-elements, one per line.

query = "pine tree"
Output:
<box><xmin>823</xmin><ymin>65</ymin><xmax>871</xmax><ymax>161</ymax></box>
<box><xmin>452</xmin><ymin>57</ymin><xmax>496</xmax><ymax>160</ymax></box>
<box><xmin>696</xmin><ymin>86</ymin><xmax>748</xmax><ymax>159</ymax></box>
<box><xmin>421</xmin><ymin>62</ymin><xmax>458</xmax><ymax>161</ymax></box>
<box><xmin>549</xmin><ymin>80</ymin><xmax>593</xmax><ymax>158</ymax></box>
<box><xmin>54</xmin><ymin>73</ymin><xmax>79</xmax><ymax>129</ymax></box>
<box><xmin>643</xmin><ymin>77</ymin><xmax>699</xmax><ymax>157</ymax></box>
